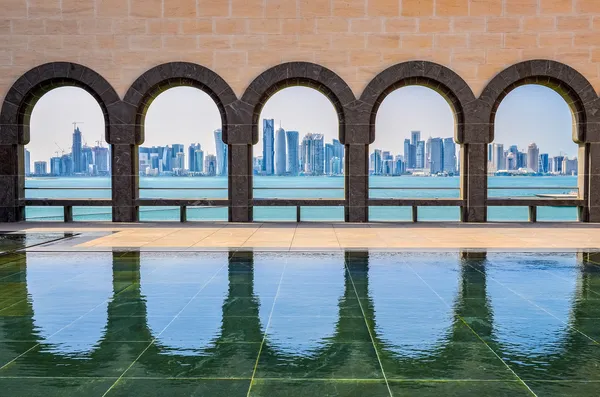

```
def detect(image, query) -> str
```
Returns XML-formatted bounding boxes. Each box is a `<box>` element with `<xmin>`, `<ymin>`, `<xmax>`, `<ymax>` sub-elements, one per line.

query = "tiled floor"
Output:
<box><xmin>1</xmin><ymin>238</ymin><xmax>600</xmax><ymax>396</ymax></box>
<box><xmin>1</xmin><ymin>222</ymin><xmax>600</xmax><ymax>250</ymax></box>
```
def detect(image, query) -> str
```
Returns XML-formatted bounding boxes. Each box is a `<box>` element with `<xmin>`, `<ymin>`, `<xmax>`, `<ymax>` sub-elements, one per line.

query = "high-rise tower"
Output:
<box><xmin>214</xmin><ymin>129</ymin><xmax>227</xmax><ymax>176</ymax></box>
<box><xmin>72</xmin><ymin>126</ymin><xmax>83</xmax><ymax>173</ymax></box>
<box><xmin>275</xmin><ymin>127</ymin><xmax>286</xmax><ymax>175</ymax></box>
<box><xmin>286</xmin><ymin>130</ymin><xmax>299</xmax><ymax>176</ymax></box>
<box><xmin>262</xmin><ymin>119</ymin><xmax>275</xmax><ymax>175</ymax></box>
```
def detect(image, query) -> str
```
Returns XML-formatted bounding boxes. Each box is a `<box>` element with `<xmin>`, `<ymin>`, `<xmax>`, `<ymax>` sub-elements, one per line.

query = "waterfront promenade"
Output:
<box><xmin>3</xmin><ymin>222</ymin><xmax>600</xmax><ymax>250</ymax></box>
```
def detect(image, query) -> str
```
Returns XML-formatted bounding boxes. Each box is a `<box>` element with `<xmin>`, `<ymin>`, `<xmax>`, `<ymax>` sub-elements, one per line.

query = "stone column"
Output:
<box><xmin>345</xmin><ymin>144</ymin><xmax>369</xmax><ymax>222</ymax></box>
<box><xmin>228</xmin><ymin>143</ymin><xmax>252</xmax><ymax>222</ymax></box>
<box><xmin>0</xmin><ymin>143</ymin><xmax>23</xmax><ymax>222</ymax></box>
<box><xmin>111</xmin><ymin>143</ymin><xmax>138</xmax><ymax>222</ymax></box>
<box><xmin>587</xmin><ymin>142</ymin><xmax>600</xmax><ymax>222</ymax></box>
<box><xmin>462</xmin><ymin>143</ymin><xmax>487</xmax><ymax>222</ymax></box>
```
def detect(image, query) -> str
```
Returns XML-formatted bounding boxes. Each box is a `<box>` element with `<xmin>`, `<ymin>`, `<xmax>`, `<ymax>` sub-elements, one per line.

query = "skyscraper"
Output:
<box><xmin>527</xmin><ymin>142</ymin><xmax>539</xmax><ymax>172</ymax></box>
<box><xmin>275</xmin><ymin>127</ymin><xmax>286</xmax><ymax>175</ymax></box>
<box><xmin>262</xmin><ymin>119</ymin><xmax>275</xmax><ymax>175</ymax></box>
<box><xmin>34</xmin><ymin>161</ymin><xmax>47</xmax><ymax>175</ymax></box>
<box><xmin>325</xmin><ymin>143</ymin><xmax>335</xmax><ymax>175</ymax></box>
<box><xmin>492</xmin><ymin>143</ymin><xmax>504</xmax><ymax>172</ymax></box>
<box><xmin>540</xmin><ymin>153</ymin><xmax>549</xmax><ymax>173</ymax></box>
<box><xmin>286</xmin><ymin>130</ymin><xmax>299</xmax><ymax>176</ymax></box>
<box><xmin>195</xmin><ymin>150</ymin><xmax>204</xmax><ymax>173</ymax></box>
<box><xmin>301</xmin><ymin>133</ymin><xmax>324</xmax><ymax>175</ymax></box>
<box><xmin>50</xmin><ymin>156</ymin><xmax>61</xmax><ymax>176</ymax></box>
<box><xmin>25</xmin><ymin>149</ymin><xmax>30</xmax><ymax>176</ymax></box>
<box><xmin>214</xmin><ymin>129</ymin><xmax>228</xmax><ymax>176</ymax></box>
<box><xmin>411</xmin><ymin>131</ymin><xmax>421</xmax><ymax>146</ymax></box>
<box><xmin>92</xmin><ymin>146</ymin><xmax>109</xmax><ymax>175</ymax></box>
<box><xmin>332</xmin><ymin>139</ymin><xmax>344</xmax><ymax>173</ymax></box>
<box><xmin>443</xmin><ymin>138</ymin><xmax>456</xmax><ymax>173</ymax></box>
<box><xmin>429</xmin><ymin>138</ymin><xmax>444</xmax><ymax>174</ymax></box>
<box><xmin>416</xmin><ymin>140</ymin><xmax>425</xmax><ymax>168</ymax></box>
<box><xmin>204</xmin><ymin>154</ymin><xmax>217</xmax><ymax>176</ymax></box>
<box><xmin>72</xmin><ymin>126</ymin><xmax>83</xmax><ymax>173</ymax></box>
<box><xmin>188</xmin><ymin>143</ymin><xmax>201</xmax><ymax>172</ymax></box>
<box><xmin>370</xmin><ymin>149</ymin><xmax>382</xmax><ymax>175</ymax></box>
<box><xmin>403</xmin><ymin>139</ymin><xmax>412</xmax><ymax>170</ymax></box>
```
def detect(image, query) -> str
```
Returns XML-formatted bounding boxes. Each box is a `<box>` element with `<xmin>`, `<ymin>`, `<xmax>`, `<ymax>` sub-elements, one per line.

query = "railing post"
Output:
<box><xmin>296</xmin><ymin>206</ymin><xmax>301</xmax><ymax>222</ymax></box>
<box><xmin>180</xmin><ymin>206</ymin><xmax>187</xmax><ymax>223</ymax></box>
<box><xmin>412</xmin><ymin>206</ymin><xmax>418</xmax><ymax>222</ymax></box>
<box><xmin>528</xmin><ymin>206</ymin><xmax>537</xmax><ymax>223</ymax></box>
<box><xmin>64</xmin><ymin>206</ymin><xmax>73</xmax><ymax>223</ymax></box>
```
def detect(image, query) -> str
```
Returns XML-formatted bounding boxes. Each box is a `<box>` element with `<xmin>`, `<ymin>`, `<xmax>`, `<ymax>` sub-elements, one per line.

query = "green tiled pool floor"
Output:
<box><xmin>1</xmin><ymin>247</ymin><xmax>600</xmax><ymax>396</ymax></box>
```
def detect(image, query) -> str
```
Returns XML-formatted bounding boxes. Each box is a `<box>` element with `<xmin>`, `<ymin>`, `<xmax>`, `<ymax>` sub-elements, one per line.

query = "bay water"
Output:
<box><xmin>24</xmin><ymin>175</ymin><xmax>579</xmax><ymax>222</ymax></box>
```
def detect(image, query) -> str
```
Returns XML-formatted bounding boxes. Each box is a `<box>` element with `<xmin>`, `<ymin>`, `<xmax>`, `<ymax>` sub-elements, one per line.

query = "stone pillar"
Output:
<box><xmin>462</xmin><ymin>143</ymin><xmax>487</xmax><ymax>222</ymax></box>
<box><xmin>587</xmin><ymin>143</ymin><xmax>600</xmax><ymax>222</ymax></box>
<box><xmin>0</xmin><ymin>143</ymin><xmax>23</xmax><ymax>222</ymax></box>
<box><xmin>111</xmin><ymin>144</ymin><xmax>138</xmax><ymax>222</ymax></box>
<box><xmin>345</xmin><ymin>144</ymin><xmax>369</xmax><ymax>222</ymax></box>
<box><xmin>228</xmin><ymin>143</ymin><xmax>252</xmax><ymax>222</ymax></box>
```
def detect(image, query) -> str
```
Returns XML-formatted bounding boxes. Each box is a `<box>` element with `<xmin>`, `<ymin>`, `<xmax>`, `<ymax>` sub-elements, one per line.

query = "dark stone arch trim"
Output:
<box><xmin>360</xmin><ymin>61</ymin><xmax>476</xmax><ymax>144</ymax></box>
<box><xmin>123</xmin><ymin>62</ymin><xmax>237</xmax><ymax>145</ymax></box>
<box><xmin>0</xmin><ymin>62</ymin><xmax>119</xmax><ymax>222</ymax></box>
<box><xmin>1</xmin><ymin>62</ymin><xmax>120</xmax><ymax>145</ymax></box>
<box><xmin>240</xmin><ymin>62</ymin><xmax>356</xmax><ymax>145</ymax></box>
<box><xmin>479</xmin><ymin>60</ymin><xmax>598</xmax><ymax>144</ymax></box>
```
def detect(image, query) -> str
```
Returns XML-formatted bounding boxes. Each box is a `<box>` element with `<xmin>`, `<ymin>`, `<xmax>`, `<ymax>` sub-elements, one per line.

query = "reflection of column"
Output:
<box><xmin>112</xmin><ymin>144</ymin><xmax>138</xmax><ymax>222</ymax></box>
<box><xmin>345</xmin><ymin>145</ymin><xmax>368</xmax><ymax>222</ymax></box>
<box><xmin>457</xmin><ymin>251</ymin><xmax>493</xmax><ymax>338</ymax></box>
<box><xmin>462</xmin><ymin>144</ymin><xmax>487</xmax><ymax>222</ymax></box>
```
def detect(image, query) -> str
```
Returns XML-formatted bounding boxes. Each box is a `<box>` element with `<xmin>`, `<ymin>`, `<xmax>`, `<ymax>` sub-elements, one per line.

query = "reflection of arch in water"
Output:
<box><xmin>259</xmin><ymin>253</ymin><xmax>346</xmax><ymax>358</ymax></box>
<box><xmin>27</xmin><ymin>252</ymin><xmax>113</xmax><ymax>356</ymax></box>
<box><xmin>141</xmin><ymin>252</ymin><xmax>229</xmax><ymax>356</ymax></box>
<box><xmin>368</xmin><ymin>252</ymin><xmax>460</xmax><ymax>359</ymax></box>
<box><xmin>485</xmin><ymin>253</ymin><xmax>577</xmax><ymax>357</ymax></box>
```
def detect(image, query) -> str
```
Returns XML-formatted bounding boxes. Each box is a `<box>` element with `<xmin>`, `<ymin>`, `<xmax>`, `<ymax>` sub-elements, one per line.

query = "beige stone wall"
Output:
<box><xmin>1</xmin><ymin>0</ymin><xmax>600</xmax><ymax>100</ymax></box>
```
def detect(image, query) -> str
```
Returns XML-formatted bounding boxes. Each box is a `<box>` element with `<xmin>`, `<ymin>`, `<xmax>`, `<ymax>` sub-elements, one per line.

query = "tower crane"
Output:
<box><xmin>54</xmin><ymin>142</ymin><xmax>65</xmax><ymax>156</ymax></box>
<box><xmin>72</xmin><ymin>121</ymin><xmax>85</xmax><ymax>130</ymax></box>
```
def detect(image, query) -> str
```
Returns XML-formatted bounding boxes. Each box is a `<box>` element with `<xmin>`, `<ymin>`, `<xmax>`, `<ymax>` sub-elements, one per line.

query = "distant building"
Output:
<box><xmin>332</xmin><ymin>139</ymin><xmax>344</xmax><ymax>173</ymax></box>
<box><xmin>275</xmin><ymin>127</ymin><xmax>286</xmax><ymax>175</ymax></box>
<box><xmin>188</xmin><ymin>143</ymin><xmax>201</xmax><ymax>172</ymax></box>
<box><xmin>301</xmin><ymin>133</ymin><xmax>324</xmax><ymax>175</ymax></box>
<box><xmin>286</xmin><ymin>131</ymin><xmax>299</xmax><ymax>176</ymax></box>
<box><xmin>50</xmin><ymin>156</ymin><xmax>61</xmax><ymax>176</ymax></box>
<box><xmin>214</xmin><ymin>129</ymin><xmax>227</xmax><ymax>176</ymax></box>
<box><xmin>325</xmin><ymin>143</ymin><xmax>335</xmax><ymax>175</ymax></box>
<box><xmin>194</xmin><ymin>150</ymin><xmax>204</xmax><ymax>173</ymax></box>
<box><xmin>539</xmin><ymin>153</ymin><xmax>549</xmax><ymax>173</ymax></box>
<box><xmin>553</xmin><ymin>155</ymin><xmax>564</xmax><ymax>174</ymax></box>
<box><xmin>429</xmin><ymin>138</ymin><xmax>444</xmax><ymax>174</ymax></box>
<box><xmin>34</xmin><ymin>161</ymin><xmax>47</xmax><ymax>175</ymax></box>
<box><xmin>563</xmin><ymin>157</ymin><xmax>578</xmax><ymax>175</ymax></box>
<box><xmin>491</xmin><ymin>143</ymin><xmax>504</xmax><ymax>172</ymax></box>
<box><xmin>527</xmin><ymin>142</ymin><xmax>539</xmax><ymax>172</ymax></box>
<box><xmin>370</xmin><ymin>149</ymin><xmax>382</xmax><ymax>175</ymax></box>
<box><xmin>92</xmin><ymin>146</ymin><xmax>109</xmax><ymax>175</ymax></box>
<box><xmin>204</xmin><ymin>154</ymin><xmax>217</xmax><ymax>176</ymax></box>
<box><xmin>72</xmin><ymin>127</ymin><xmax>83</xmax><ymax>173</ymax></box>
<box><xmin>411</xmin><ymin>131</ymin><xmax>421</xmax><ymax>146</ymax></box>
<box><xmin>403</xmin><ymin>139</ymin><xmax>412</xmax><ymax>169</ymax></box>
<box><xmin>25</xmin><ymin>149</ymin><xmax>31</xmax><ymax>176</ymax></box>
<box><xmin>443</xmin><ymin>138</ymin><xmax>456</xmax><ymax>174</ymax></box>
<box><xmin>262</xmin><ymin>119</ymin><xmax>275</xmax><ymax>175</ymax></box>
<box><xmin>393</xmin><ymin>155</ymin><xmax>404</xmax><ymax>175</ymax></box>
<box><xmin>416</xmin><ymin>140</ymin><xmax>425</xmax><ymax>169</ymax></box>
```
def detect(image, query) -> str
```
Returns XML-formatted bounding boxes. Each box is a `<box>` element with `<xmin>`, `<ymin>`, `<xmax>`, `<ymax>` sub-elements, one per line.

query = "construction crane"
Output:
<box><xmin>54</xmin><ymin>142</ymin><xmax>65</xmax><ymax>156</ymax></box>
<box><xmin>72</xmin><ymin>121</ymin><xmax>85</xmax><ymax>130</ymax></box>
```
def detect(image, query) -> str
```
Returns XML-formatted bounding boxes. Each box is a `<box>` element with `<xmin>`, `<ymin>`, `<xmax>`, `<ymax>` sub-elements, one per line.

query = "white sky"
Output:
<box><xmin>26</xmin><ymin>84</ymin><xmax>578</xmax><ymax>163</ymax></box>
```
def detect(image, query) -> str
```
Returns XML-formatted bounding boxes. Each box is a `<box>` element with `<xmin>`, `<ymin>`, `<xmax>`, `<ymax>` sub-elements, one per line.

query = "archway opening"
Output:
<box><xmin>139</xmin><ymin>86</ymin><xmax>227</xmax><ymax>221</ymax></box>
<box><xmin>253</xmin><ymin>86</ymin><xmax>344</xmax><ymax>222</ymax></box>
<box><xmin>488</xmin><ymin>85</ymin><xmax>580</xmax><ymax>222</ymax></box>
<box><xmin>26</xmin><ymin>86</ymin><xmax>110</xmax><ymax>221</ymax></box>
<box><xmin>370</xmin><ymin>86</ymin><xmax>460</xmax><ymax>221</ymax></box>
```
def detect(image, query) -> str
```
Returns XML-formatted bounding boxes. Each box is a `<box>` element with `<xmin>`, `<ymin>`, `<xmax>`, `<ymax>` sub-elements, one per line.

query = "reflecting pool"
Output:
<box><xmin>0</xmin><ymin>249</ymin><xmax>599</xmax><ymax>396</ymax></box>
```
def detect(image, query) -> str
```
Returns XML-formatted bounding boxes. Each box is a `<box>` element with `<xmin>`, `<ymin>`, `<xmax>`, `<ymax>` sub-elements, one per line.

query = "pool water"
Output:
<box><xmin>0</xmin><ymin>239</ymin><xmax>599</xmax><ymax>396</ymax></box>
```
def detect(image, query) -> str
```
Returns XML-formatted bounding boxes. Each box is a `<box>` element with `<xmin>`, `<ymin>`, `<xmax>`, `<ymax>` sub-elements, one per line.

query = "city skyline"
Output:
<box><xmin>26</xmin><ymin>85</ymin><xmax>579</xmax><ymax>164</ymax></box>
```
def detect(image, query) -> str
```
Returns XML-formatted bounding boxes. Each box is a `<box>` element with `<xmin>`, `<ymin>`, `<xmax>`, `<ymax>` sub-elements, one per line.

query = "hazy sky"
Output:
<box><xmin>26</xmin><ymin>84</ymin><xmax>578</xmax><ymax>163</ymax></box>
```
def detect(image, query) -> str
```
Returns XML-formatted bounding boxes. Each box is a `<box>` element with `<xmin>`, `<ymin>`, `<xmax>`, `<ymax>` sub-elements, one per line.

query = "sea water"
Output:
<box><xmin>24</xmin><ymin>175</ymin><xmax>579</xmax><ymax>222</ymax></box>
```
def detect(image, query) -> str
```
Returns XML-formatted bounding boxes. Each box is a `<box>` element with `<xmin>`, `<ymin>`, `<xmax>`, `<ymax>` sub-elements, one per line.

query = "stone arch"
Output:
<box><xmin>240</xmin><ymin>62</ymin><xmax>356</xmax><ymax>145</ymax></box>
<box><xmin>360</xmin><ymin>61</ymin><xmax>476</xmax><ymax>144</ymax></box>
<box><xmin>0</xmin><ymin>62</ymin><xmax>120</xmax><ymax>222</ymax></box>
<box><xmin>123</xmin><ymin>62</ymin><xmax>237</xmax><ymax>145</ymax></box>
<box><xmin>479</xmin><ymin>60</ymin><xmax>598</xmax><ymax>144</ymax></box>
